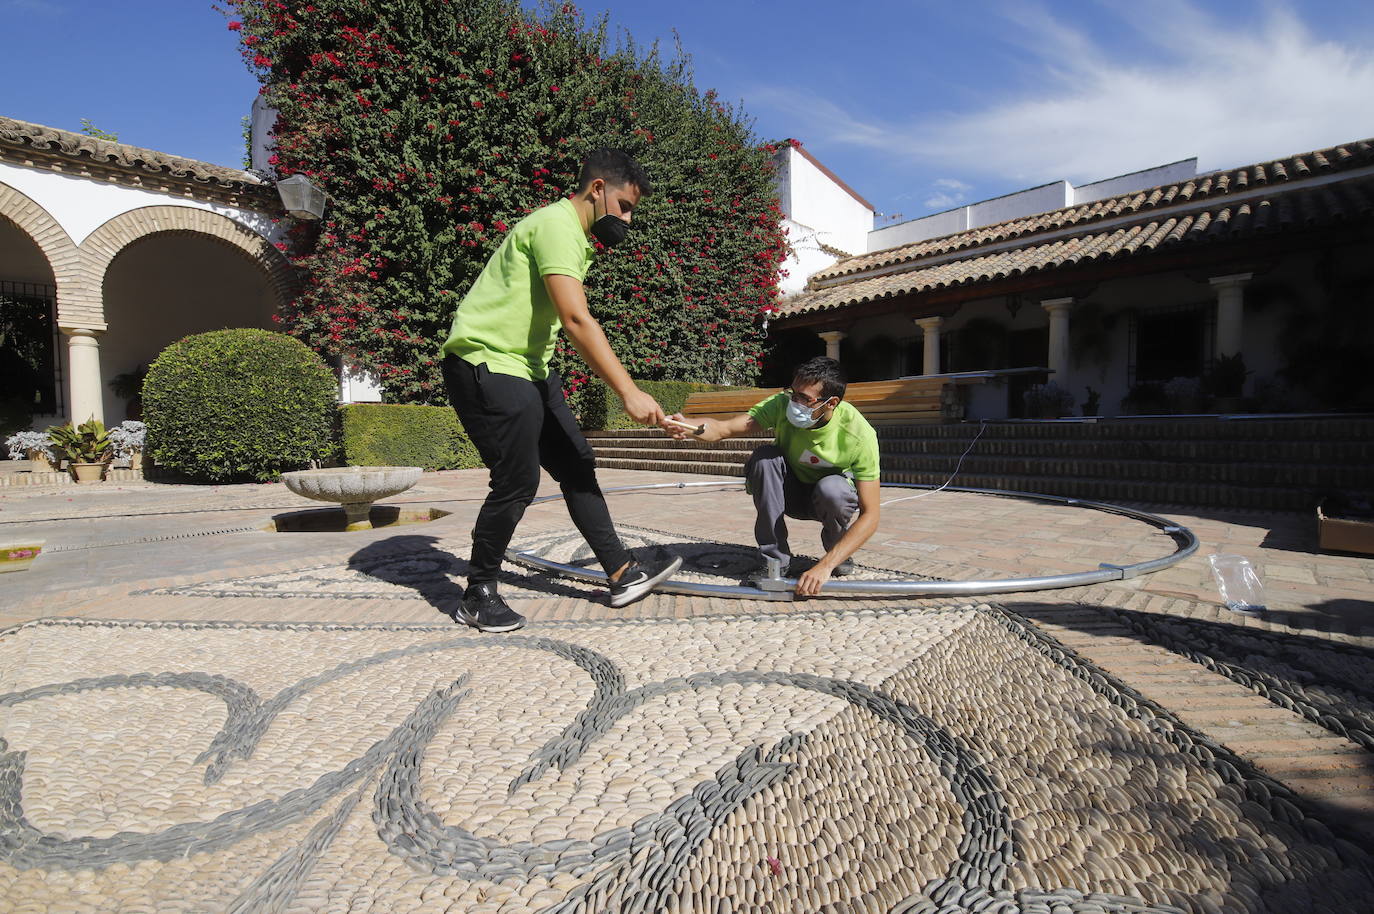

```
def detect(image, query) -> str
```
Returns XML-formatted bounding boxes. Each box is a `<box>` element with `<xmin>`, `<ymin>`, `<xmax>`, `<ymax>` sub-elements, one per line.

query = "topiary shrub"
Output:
<box><xmin>143</xmin><ymin>328</ymin><xmax>338</xmax><ymax>482</ymax></box>
<box><xmin>340</xmin><ymin>404</ymin><xmax>482</xmax><ymax>470</ymax></box>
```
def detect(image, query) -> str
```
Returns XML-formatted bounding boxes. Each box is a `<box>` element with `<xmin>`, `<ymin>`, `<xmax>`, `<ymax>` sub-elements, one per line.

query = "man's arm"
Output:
<box><xmin>545</xmin><ymin>273</ymin><xmax>663</xmax><ymax>426</ymax></box>
<box><xmin>665</xmin><ymin>412</ymin><xmax>762</xmax><ymax>442</ymax></box>
<box><xmin>795</xmin><ymin>478</ymin><xmax>881</xmax><ymax>597</ymax></box>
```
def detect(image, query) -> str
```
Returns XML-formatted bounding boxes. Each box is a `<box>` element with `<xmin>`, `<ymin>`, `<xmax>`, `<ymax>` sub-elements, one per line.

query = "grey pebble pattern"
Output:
<box><xmin>2</xmin><ymin>605</ymin><xmax>1372</xmax><ymax>913</ymax></box>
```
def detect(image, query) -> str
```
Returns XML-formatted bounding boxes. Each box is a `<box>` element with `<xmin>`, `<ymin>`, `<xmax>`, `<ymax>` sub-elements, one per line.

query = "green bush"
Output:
<box><xmin>143</xmin><ymin>329</ymin><xmax>338</xmax><ymax>482</ymax></box>
<box><xmin>340</xmin><ymin>404</ymin><xmax>482</xmax><ymax>470</ymax></box>
<box><xmin>576</xmin><ymin>379</ymin><xmax>749</xmax><ymax>429</ymax></box>
<box><xmin>232</xmin><ymin>0</ymin><xmax>786</xmax><ymax>404</ymax></box>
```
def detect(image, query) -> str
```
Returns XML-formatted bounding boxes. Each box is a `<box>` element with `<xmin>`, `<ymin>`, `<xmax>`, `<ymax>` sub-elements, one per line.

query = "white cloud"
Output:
<box><xmin>923</xmin><ymin>178</ymin><xmax>973</xmax><ymax>210</ymax></box>
<box><xmin>757</xmin><ymin>1</ymin><xmax>1374</xmax><ymax>186</ymax></box>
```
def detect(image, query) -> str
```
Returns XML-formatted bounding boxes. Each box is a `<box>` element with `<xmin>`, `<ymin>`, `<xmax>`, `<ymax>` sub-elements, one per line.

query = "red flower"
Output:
<box><xmin>252</xmin><ymin>53</ymin><xmax>271</xmax><ymax>67</ymax></box>
<box><xmin>549</xmin><ymin>85</ymin><xmax>560</xmax><ymax>92</ymax></box>
<box><xmin>472</xmin><ymin>100</ymin><xmax>484</xmax><ymax>108</ymax></box>
<box><xmin>227</xmin><ymin>20</ymin><xmax>242</xmax><ymax>30</ymax></box>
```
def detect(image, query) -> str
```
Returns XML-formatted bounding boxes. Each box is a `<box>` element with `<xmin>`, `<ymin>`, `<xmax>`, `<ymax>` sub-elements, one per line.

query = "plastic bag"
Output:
<box><xmin>1208</xmin><ymin>553</ymin><xmax>1266</xmax><ymax>615</ymax></box>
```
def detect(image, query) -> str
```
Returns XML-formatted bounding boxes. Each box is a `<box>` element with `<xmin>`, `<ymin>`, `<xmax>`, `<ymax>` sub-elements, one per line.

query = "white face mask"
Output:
<box><xmin>785</xmin><ymin>398</ymin><xmax>828</xmax><ymax>429</ymax></box>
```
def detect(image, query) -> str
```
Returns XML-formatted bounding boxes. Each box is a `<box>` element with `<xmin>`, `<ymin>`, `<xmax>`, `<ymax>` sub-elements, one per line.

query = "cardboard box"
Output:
<box><xmin>1317</xmin><ymin>502</ymin><xmax>1374</xmax><ymax>556</ymax></box>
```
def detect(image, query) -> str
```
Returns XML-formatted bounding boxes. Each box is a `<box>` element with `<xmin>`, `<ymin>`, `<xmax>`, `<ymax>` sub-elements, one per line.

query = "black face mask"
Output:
<box><xmin>591</xmin><ymin>192</ymin><xmax>630</xmax><ymax>248</ymax></box>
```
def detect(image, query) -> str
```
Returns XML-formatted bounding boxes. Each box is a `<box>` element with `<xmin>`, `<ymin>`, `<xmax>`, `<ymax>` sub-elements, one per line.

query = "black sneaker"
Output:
<box><xmin>833</xmin><ymin>559</ymin><xmax>856</xmax><ymax>576</ymax></box>
<box><xmin>455</xmin><ymin>583</ymin><xmax>526</xmax><ymax>632</ymax></box>
<box><xmin>608</xmin><ymin>556</ymin><xmax>683</xmax><ymax>607</ymax></box>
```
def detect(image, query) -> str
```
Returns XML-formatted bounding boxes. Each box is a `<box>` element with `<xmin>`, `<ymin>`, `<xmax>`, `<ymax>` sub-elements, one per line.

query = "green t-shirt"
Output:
<box><xmin>748</xmin><ymin>393</ymin><xmax>881</xmax><ymax>485</ymax></box>
<box><xmin>440</xmin><ymin>198</ymin><xmax>593</xmax><ymax>380</ymax></box>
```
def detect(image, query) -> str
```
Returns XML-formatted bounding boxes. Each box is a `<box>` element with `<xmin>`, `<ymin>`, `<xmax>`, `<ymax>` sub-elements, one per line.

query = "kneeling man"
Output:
<box><xmin>667</xmin><ymin>357</ymin><xmax>880</xmax><ymax>596</ymax></box>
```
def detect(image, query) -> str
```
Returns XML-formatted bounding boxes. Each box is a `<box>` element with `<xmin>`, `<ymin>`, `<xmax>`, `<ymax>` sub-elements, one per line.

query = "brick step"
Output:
<box><xmin>593</xmin><ymin>434</ymin><xmax>1371</xmax><ymax>466</ymax></box>
<box><xmin>594</xmin><ymin>447</ymin><xmax>753</xmax><ymax>464</ymax></box>
<box><xmin>591</xmin><ymin>445</ymin><xmax>1363</xmax><ymax>492</ymax></box>
<box><xmin>593</xmin><ymin>457</ymin><xmax>746</xmax><ymax>478</ymax></box>
<box><xmin>876</xmin><ymin>417</ymin><xmax>1374</xmax><ymax>442</ymax></box>
<box><xmin>879</xmin><ymin>468</ymin><xmax>1317</xmax><ymax>512</ymax></box>
<box><xmin>881</xmin><ymin>454</ymin><xmax>1369</xmax><ymax>489</ymax></box>
<box><xmin>583</xmin><ymin>432</ymin><xmax>771</xmax><ymax>452</ymax></box>
<box><xmin>879</xmin><ymin>438</ymin><xmax>1373</xmax><ymax>463</ymax></box>
<box><xmin>589</xmin><ymin>453</ymin><xmax>1314</xmax><ymax>510</ymax></box>
<box><xmin>586</xmin><ymin>416</ymin><xmax>1374</xmax><ymax>511</ymax></box>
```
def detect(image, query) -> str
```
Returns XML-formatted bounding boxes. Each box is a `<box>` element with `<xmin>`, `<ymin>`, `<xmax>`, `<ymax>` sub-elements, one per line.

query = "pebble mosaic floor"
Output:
<box><xmin>1098</xmin><ymin>607</ymin><xmax>1374</xmax><ymax>751</ymax></box>
<box><xmin>3</xmin><ymin>604</ymin><xmax>1372</xmax><ymax>913</ymax></box>
<box><xmin>131</xmin><ymin>523</ymin><xmax>937</xmax><ymax>606</ymax></box>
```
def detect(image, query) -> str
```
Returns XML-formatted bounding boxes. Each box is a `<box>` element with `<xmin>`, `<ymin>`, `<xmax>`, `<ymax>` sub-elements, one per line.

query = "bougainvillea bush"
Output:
<box><xmin>223</xmin><ymin>0</ymin><xmax>788</xmax><ymax>407</ymax></box>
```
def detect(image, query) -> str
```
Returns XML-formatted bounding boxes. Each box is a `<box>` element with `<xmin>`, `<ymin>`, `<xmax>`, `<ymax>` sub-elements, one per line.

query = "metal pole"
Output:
<box><xmin>509</xmin><ymin>481</ymin><xmax>1199</xmax><ymax>601</ymax></box>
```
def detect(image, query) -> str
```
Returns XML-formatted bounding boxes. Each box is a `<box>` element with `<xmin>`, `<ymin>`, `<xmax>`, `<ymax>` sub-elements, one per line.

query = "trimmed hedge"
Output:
<box><xmin>340</xmin><ymin>404</ymin><xmax>482</xmax><ymax>470</ymax></box>
<box><xmin>143</xmin><ymin>329</ymin><xmax>337</xmax><ymax>482</ymax></box>
<box><xmin>576</xmin><ymin>380</ymin><xmax>749</xmax><ymax>430</ymax></box>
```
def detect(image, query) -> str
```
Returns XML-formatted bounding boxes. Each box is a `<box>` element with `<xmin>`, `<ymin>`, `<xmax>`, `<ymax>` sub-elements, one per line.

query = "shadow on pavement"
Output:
<box><xmin>346</xmin><ymin>534</ymin><xmax>603</xmax><ymax>620</ymax></box>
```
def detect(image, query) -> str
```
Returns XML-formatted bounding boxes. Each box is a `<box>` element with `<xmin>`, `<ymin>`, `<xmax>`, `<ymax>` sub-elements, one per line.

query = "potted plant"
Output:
<box><xmin>109</xmin><ymin>420</ymin><xmax>147</xmax><ymax>471</ymax></box>
<box><xmin>1121</xmin><ymin>382</ymin><xmax>1169</xmax><ymax>415</ymax></box>
<box><xmin>48</xmin><ymin>418</ymin><xmax>112</xmax><ymax>483</ymax></box>
<box><xmin>1164</xmin><ymin>376</ymin><xmax>1205</xmax><ymax>413</ymax></box>
<box><xmin>5</xmin><ymin>430</ymin><xmax>55</xmax><ymax>472</ymax></box>
<box><xmin>108</xmin><ymin>364</ymin><xmax>148</xmax><ymax>420</ymax></box>
<box><xmin>1023</xmin><ymin>381</ymin><xmax>1074</xmax><ymax>419</ymax></box>
<box><xmin>1082</xmin><ymin>386</ymin><xmax>1101</xmax><ymax>417</ymax></box>
<box><xmin>1206</xmin><ymin>353</ymin><xmax>1250</xmax><ymax>412</ymax></box>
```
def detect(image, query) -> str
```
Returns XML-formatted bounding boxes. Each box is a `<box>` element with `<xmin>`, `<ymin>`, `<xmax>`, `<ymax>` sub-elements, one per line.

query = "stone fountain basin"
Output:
<box><xmin>281</xmin><ymin>466</ymin><xmax>422</xmax><ymax>530</ymax></box>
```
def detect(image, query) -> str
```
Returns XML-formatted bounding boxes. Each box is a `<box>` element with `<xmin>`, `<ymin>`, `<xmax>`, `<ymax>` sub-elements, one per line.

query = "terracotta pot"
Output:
<box><xmin>129</xmin><ymin>451</ymin><xmax>143</xmax><ymax>471</ymax></box>
<box><xmin>70</xmin><ymin>462</ymin><xmax>104</xmax><ymax>483</ymax></box>
<box><xmin>26</xmin><ymin>450</ymin><xmax>54</xmax><ymax>473</ymax></box>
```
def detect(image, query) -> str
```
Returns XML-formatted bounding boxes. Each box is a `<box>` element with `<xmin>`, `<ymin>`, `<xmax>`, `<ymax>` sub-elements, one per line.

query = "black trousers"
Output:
<box><xmin>442</xmin><ymin>354</ymin><xmax>631</xmax><ymax>585</ymax></box>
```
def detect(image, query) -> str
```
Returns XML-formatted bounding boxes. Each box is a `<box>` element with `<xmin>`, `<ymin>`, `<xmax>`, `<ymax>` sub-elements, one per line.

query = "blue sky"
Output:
<box><xmin>3</xmin><ymin>0</ymin><xmax>1372</xmax><ymax>222</ymax></box>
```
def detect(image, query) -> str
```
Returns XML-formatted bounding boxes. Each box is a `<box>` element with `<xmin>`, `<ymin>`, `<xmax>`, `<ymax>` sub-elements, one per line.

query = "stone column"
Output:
<box><xmin>63</xmin><ymin>328</ymin><xmax>104</xmax><ymax>425</ymax></box>
<box><xmin>1041</xmin><ymin>297</ymin><xmax>1074</xmax><ymax>380</ymax></box>
<box><xmin>915</xmin><ymin>317</ymin><xmax>942</xmax><ymax>375</ymax></box>
<box><xmin>1209</xmin><ymin>273</ymin><xmax>1252</xmax><ymax>357</ymax></box>
<box><xmin>816</xmin><ymin>330</ymin><xmax>846</xmax><ymax>361</ymax></box>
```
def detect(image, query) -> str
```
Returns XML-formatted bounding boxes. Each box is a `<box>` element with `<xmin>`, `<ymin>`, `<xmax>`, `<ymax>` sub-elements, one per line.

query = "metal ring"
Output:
<box><xmin>508</xmin><ymin>481</ymin><xmax>1198</xmax><ymax>601</ymax></box>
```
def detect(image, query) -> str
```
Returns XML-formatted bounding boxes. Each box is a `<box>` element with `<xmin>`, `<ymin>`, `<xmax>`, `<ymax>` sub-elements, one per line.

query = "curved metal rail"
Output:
<box><xmin>509</xmin><ymin>481</ymin><xmax>1198</xmax><ymax>601</ymax></box>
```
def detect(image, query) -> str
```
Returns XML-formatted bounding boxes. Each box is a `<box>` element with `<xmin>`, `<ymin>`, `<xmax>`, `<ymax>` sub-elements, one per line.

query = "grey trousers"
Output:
<box><xmin>745</xmin><ymin>444</ymin><xmax>859</xmax><ymax>565</ymax></box>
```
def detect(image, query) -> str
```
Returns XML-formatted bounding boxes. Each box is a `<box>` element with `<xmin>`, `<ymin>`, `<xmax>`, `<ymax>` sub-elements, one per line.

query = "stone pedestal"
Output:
<box><xmin>915</xmin><ymin>317</ymin><xmax>943</xmax><ymax>375</ymax></box>
<box><xmin>816</xmin><ymin>330</ymin><xmax>846</xmax><ymax>361</ymax></box>
<box><xmin>62</xmin><ymin>328</ymin><xmax>104</xmax><ymax>425</ymax></box>
<box><xmin>1209</xmin><ymin>273</ymin><xmax>1252</xmax><ymax>357</ymax></box>
<box><xmin>1041</xmin><ymin>297</ymin><xmax>1074</xmax><ymax>381</ymax></box>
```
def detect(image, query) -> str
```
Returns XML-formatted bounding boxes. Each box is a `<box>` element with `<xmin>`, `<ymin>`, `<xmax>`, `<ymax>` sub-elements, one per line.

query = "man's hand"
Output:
<box><xmin>795</xmin><ymin>562</ymin><xmax>833</xmax><ymax>597</ymax></box>
<box><xmin>622</xmin><ymin>387</ymin><xmax>666</xmax><ymax>426</ymax></box>
<box><xmin>665</xmin><ymin>413</ymin><xmax>721</xmax><ymax>441</ymax></box>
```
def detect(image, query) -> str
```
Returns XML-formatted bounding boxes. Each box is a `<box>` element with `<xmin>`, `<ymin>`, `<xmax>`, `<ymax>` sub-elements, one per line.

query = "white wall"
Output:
<box><xmin>341</xmin><ymin>361</ymin><xmax>383</xmax><ymax>403</ymax></box>
<box><xmin>774</xmin><ymin>145</ymin><xmax>874</xmax><ymax>295</ymax></box>
<box><xmin>0</xmin><ymin>160</ymin><xmax>284</xmax><ymax>248</ymax></box>
<box><xmin>1073</xmin><ymin>159</ymin><xmax>1197</xmax><ymax>205</ymax></box>
<box><xmin>0</xmin><ymin>218</ymin><xmax>54</xmax><ymax>284</ymax></box>
<box><xmin>866</xmin><ymin>159</ymin><xmax>1201</xmax><ymax>253</ymax></box>
<box><xmin>100</xmin><ymin>233</ymin><xmax>277</xmax><ymax>422</ymax></box>
<box><xmin>251</xmin><ymin>95</ymin><xmax>280</xmax><ymax>175</ymax></box>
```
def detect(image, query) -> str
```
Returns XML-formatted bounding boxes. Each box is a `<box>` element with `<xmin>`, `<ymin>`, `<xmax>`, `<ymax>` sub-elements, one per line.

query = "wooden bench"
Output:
<box><xmin>682</xmin><ymin>377</ymin><xmax>953</xmax><ymax>425</ymax></box>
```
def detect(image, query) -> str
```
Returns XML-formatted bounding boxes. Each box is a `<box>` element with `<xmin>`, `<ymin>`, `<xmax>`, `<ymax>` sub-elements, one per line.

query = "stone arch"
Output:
<box><xmin>73</xmin><ymin>205</ymin><xmax>299</xmax><ymax>328</ymax></box>
<box><xmin>0</xmin><ymin>180</ymin><xmax>81</xmax><ymax>317</ymax></box>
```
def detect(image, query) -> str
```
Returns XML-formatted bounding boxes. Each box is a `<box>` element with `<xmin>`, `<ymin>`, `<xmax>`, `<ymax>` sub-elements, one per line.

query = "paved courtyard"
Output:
<box><xmin>1</xmin><ymin>468</ymin><xmax>1372</xmax><ymax>913</ymax></box>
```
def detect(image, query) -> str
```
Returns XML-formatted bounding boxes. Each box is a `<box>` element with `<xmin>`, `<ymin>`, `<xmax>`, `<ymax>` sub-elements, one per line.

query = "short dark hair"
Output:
<box><xmin>793</xmin><ymin>356</ymin><xmax>846</xmax><ymax>401</ymax></box>
<box><xmin>576</xmin><ymin>148</ymin><xmax>653</xmax><ymax>195</ymax></box>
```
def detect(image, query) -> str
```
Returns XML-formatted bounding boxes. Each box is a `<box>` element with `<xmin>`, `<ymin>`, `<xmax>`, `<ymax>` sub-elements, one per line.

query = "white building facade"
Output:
<box><xmin>0</xmin><ymin>115</ymin><xmax>302</xmax><ymax>429</ymax></box>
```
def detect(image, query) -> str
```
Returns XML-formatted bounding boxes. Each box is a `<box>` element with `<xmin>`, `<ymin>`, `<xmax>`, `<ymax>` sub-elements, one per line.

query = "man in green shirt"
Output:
<box><xmin>440</xmin><ymin>148</ymin><xmax>682</xmax><ymax>631</ymax></box>
<box><xmin>667</xmin><ymin>356</ymin><xmax>881</xmax><ymax>596</ymax></box>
